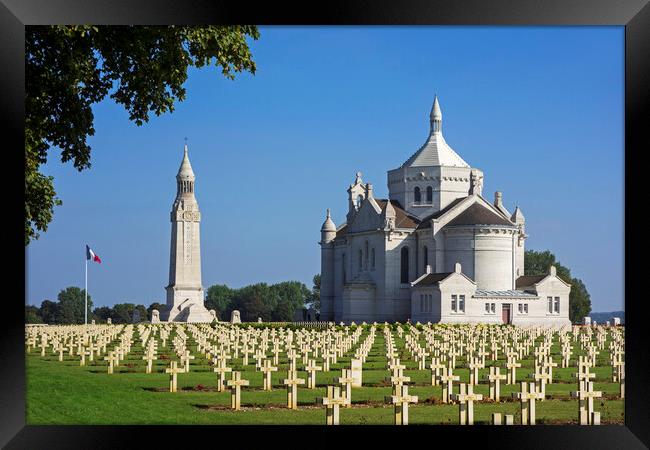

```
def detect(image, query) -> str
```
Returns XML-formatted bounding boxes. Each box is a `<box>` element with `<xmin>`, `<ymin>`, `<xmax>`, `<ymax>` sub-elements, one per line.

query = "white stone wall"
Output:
<box><xmin>410</xmin><ymin>287</ymin><xmax>442</xmax><ymax>323</ymax></box>
<box><xmin>438</xmin><ymin>166</ymin><xmax>473</xmax><ymax>212</ymax></box>
<box><xmin>332</xmin><ymin>241</ymin><xmax>347</xmax><ymax>322</ymax></box>
<box><xmin>529</xmin><ymin>275</ymin><xmax>572</xmax><ymax>326</ymax></box>
<box><xmin>319</xmin><ymin>242</ymin><xmax>335</xmax><ymax>320</ymax></box>
<box><xmin>383</xmin><ymin>232</ymin><xmax>417</xmax><ymax>321</ymax></box>
<box><xmin>387</xmin><ymin>166</ymin><xmax>471</xmax><ymax>219</ymax></box>
<box><xmin>472</xmin><ymin>228</ymin><xmax>516</xmax><ymax>291</ymax></box>
<box><xmin>442</xmin><ymin>228</ymin><xmax>475</xmax><ymax>280</ymax></box>
<box><xmin>515</xmin><ymin>231</ymin><xmax>526</xmax><ymax>277</ymax></box>
<box><xmin>342</xmin><ymin>286</ymin><xmax>377</xmax><ymax>321</ymax></box>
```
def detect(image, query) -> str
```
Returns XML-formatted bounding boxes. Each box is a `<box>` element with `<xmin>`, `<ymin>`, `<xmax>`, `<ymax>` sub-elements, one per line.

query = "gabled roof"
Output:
<box><xmin>515</xmin><ymin>275</ymin><xmax>547</xmax><ymax>288</ymax></box>
<box><xmin>446</xmin><ymin>202</ymin><xmax>515</xmax><ymax>227</ymax></box>
<box><xmin>334</xmin><ymin>199</ymin><xmax>420</xmax><ymax>241</ymax></box>
<box><xmin>375</xmin><ymin>199</ymin><xmax>420</xmax><ymax>229</ymax></box>
<box><xmin>417</xmin><ymin>197</ymin><xmax>468</xmax><ymax>229</ymax></box>
<box><xmin>412</xmin><ymin>272</ymin><xmax>454</xmax><ymax>286</ymax></box>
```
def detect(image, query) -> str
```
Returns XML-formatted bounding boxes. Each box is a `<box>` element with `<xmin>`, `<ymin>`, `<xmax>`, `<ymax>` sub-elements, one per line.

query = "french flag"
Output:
<box><xmin>86</xmin><ymin>245</ymin><xmax>102</xmax><ymax>264</ymax></box>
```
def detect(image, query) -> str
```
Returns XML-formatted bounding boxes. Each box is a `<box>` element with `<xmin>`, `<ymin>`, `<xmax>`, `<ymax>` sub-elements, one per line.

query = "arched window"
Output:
<box><xmin>356</xmin><ymin>194</ymin><xmax>363</xmax><ymax>209</ymax></box>
<box><xmin>423</xmin><ymin>245</ymin><xmax>428</xmax><ymax>272</ymax></box>
<box><xmin>342</xmin><ymin>254</ymin><xmax>346</xmax><ymax>284</ymax></box>
<box><xmin>371</xmin><ymin>248</ymin><xmax>375</xmax><ymax>270</ymax></box>
<box><xmin>400</xmin><ymin>247</ymin><xmax>409</xmax><ymax>283</ymax></box>
<box><xmin>426</xmin><ymin>186</ymin><xmax>433</xmax><ymax>203</ymax></box>
<box><xmin>358</xmin><ymin>249</ymin><xmax>363</xmax><ymax>271</ymax></box>
<box><xmin>414</xmin><ymin>187</ymin><xmax>421</xmax><ymax>204</ymax></box>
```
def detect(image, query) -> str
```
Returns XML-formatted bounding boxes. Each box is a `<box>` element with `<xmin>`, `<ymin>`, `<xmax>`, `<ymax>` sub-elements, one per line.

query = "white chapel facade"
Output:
<box><xmin>319</xmin><ymin>96</ymin><xmax>571</xmax><ymax>327</ymax></box>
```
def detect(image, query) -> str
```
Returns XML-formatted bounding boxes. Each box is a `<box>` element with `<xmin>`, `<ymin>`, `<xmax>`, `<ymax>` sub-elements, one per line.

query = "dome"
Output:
<box><xmin>176</xmin><ymin>144</ymin><xmax>195</xmax><ymax>180</ymax></box>
<box><xmin>321</xmin><ymin>209</ymin><xmax>337</xmax><ymax>232</ymax></box>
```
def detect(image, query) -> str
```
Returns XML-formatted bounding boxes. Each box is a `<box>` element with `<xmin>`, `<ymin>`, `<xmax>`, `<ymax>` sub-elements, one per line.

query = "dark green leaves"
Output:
<box><xmin>25</xmin><ymin>26</ymin><xmax>259</xmax><ymax>245</ymax></box>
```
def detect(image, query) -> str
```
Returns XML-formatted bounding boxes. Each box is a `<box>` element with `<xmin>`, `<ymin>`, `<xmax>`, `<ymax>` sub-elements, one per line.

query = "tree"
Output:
<box><xmin>56</xmin><ymin>287</ymin><xmax>92</xmax><ymax>324</ymax></box>
<box><xmin>568</xmin><ymin>278</ymin><xmax>591</xmax><ymax>326</ymax></box>
<box><xmin>205</xmin><ymin>284</ymin><xmax>235</xmax><ymax>319</ymax></box>
<box><xmin>93</xmin><ymin>306</ymin><xmax>113</xmax><ymax>322</ymax></box>
<box><xmin>134</xmin><ymin>304</ymin><xmax>148</xmax><ymax>323</ymax></box>
<box><xmin>25</xmin><ymin>305</ymin><xmax>43</xmax><ymax>324</ymax></box>
<box><xmin>232</xmin><ymin>283</ymin><xmax>273</xmax><ymax>322</ymax></box>
<box><xmin>25</xmin><ymin>25</ymin><xmax>259</xmax><ymax>245</ymax></box>
<box><xmin>147</xmin><ymin>302</ymin><xmax>166</xmax><ymax>321</ymax></box>
<box><xmin>307</xmin><ymin>274</ymin><xmax>321</xmax><ymax>312</ymax></box>
<box><xmin>272</xmin><ymin>299</ymin><xmax>293</xmax><ymax>322</ymax></box>
<box><xmin>270</xmin><ymin>281</ymin><xmax>311</xmax><ymax>321</ymax></box>
<box><xmin>524</xmin><ymin>249</ymin><xmax>591</xmax><ymax>323</ymax></box>
<box><xmin>39</xmin><ymin>299</ymin><xmax>59</xmax><ymax>324</ymax></box>
<box><xmin>112</xmin><ymin>303</ymin><xmax>135</xmax><ymax>324</ymax></box>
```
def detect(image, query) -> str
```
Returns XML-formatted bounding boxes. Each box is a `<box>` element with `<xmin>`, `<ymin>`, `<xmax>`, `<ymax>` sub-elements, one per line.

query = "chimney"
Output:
<box><xmin>494</xmin><ymin>191</ymin><xmax>503</xmax><ymax>209</ymax></box>
<box><xmin>366</xmin><ymin>183</ymin><xmax>374</xmax><ymax>199</ymax></box>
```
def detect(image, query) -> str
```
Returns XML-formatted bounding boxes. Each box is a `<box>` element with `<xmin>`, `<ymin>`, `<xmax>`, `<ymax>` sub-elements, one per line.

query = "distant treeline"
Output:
<box><xmin>26</xmin><ymin>277</ymin><xmax>321</xmax><ymax>324</ymax></box>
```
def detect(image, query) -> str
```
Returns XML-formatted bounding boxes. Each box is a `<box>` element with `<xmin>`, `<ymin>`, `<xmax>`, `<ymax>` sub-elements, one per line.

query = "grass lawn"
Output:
<box><xmin>26</xmin><ymin>325</ymin><xmax>625</xmax><ymax>425</ymax></box>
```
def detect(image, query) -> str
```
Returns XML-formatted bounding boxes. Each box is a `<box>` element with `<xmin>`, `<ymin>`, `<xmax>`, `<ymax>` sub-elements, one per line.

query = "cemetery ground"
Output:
<box><xmin>26</xmin><ymin>323</ymin><xmax>625</xmax><ymax>425</ymax></box>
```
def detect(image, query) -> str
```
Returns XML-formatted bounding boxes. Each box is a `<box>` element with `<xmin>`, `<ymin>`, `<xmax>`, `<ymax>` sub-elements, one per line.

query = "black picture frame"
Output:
<box><xmin>2</xmin><ymin>0</ymin><xmax>648</xmax><ymax>447</ymax></box>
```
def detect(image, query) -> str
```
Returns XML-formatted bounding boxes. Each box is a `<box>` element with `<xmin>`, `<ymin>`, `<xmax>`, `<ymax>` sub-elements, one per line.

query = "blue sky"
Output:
<box><xmin>26</xmin><ymin>26</ymin><xmax>624</xmax><ymax>313</ymax></box>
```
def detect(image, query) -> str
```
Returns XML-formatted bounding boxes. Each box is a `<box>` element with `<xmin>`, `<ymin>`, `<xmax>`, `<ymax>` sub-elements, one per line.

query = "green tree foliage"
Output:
<box><xmin>134</xmin><ymin>304</ymin><xmax>148</xmax><ymax>323</ymax></box>
<box><xmin>524</xmin><ymin>249</ymin><xmax>592</xmax><ymax>323</ymax></box>
<box><xmin>232</xmin><ymin>283</ymin><xmax>274</xmax><ymax>322</ymax></box>
<box><xmin>92</xmin><ymin>306</ymin><xmax>113</xmax><ymax>322</ymax></box>
<box><xmin>56</xmin><ymin>287</ymin><xmax>93</xmax><ymax>324</ymax></box>
<box><xmin>308</xmin><ymin>274</ymin><xmax>321</xmax><ymax>311</ymax></box>
<box><xmin>269</xmin><ymin>281</ymin><xmax>310</xmax><ymax>320</ymax></box>
<box><xmin>204</xmin><ymin>284</ymin><xmax>235</xmax><ymax>319</ymax></box>
<box><xmin>25</xmin><ymin>25</ymin><xmax>259</xmax><ymax>245</ymax></box>
<box><xmin>206</xmin><ymin>280</ymin><xmax>312</xmax><ymax>322</ymax></box>
<box><xmin>111</xmin><ymin>303</ymin><xmax>135</xmax><ymax>324</ymax></box>
<box><xmin>25</xmin><ymin>305</ymin><xmax>43</xmax><ymax>324</ymax></box>
<box><xmin>147</xmin><ymin>302</ymin><xmax>166</xmax><ymax>320</ymax></box>
<box><xmin>39</xmin><ymin>299</ymin><xmax>59</xmax><ymax>323</ymax></box>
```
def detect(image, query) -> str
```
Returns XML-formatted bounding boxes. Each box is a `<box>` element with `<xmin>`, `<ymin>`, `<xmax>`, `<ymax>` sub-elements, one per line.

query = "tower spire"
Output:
<box><xmin>176</xmin><ymin>142</ymin><xmax>195</xmax><ymax>198</ymax></box>
<box><xmin>430</xmin><ymin>95</ymin><xmax>442</xmax><ymax>134</ymax></box>
<box><xmin>177</xmin><ymin>142</ymin><xmax>195</xmax><ymax>180</ymax></box>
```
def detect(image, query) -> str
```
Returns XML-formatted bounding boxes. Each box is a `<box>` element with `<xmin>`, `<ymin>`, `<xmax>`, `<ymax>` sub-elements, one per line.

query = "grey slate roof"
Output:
<box><xmin>446</xmin><ymin>203</ymin><xmax>515</xmax><ymax>227</ymax></box>
<box><xmin>473</xmin><ymin>289</ymin><xmax>538</xmax><ymax>298</ymax></box>
<box><xmin>417</xmin><ymin>197</ymin><xmax>468</xmax><ymax>229</ymax></box>
<box><xmin>402</xmin><ymin>132</ymin><xmax>470</xmax><ymax>168</ymax></box>
<box><xmin>412</xmin><ymin>272</ymin><xmax>453</xmax><ymax>286</ymax></box>
<box><xmin>375</xmin><ymin>199</ymin><xmax>421</xmax><ymax>229</ymax></box>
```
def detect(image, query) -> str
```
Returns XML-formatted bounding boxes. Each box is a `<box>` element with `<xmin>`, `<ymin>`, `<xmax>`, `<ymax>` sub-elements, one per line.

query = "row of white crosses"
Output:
<box><xmin>570</xmin><ymin>356</ymin><xmax>603</xmax><ymax>425</ymax></box>
<box><xmin>26</xmin><ymin>321</ymin><xmax>624</xmax><ymax>424</ymax></box>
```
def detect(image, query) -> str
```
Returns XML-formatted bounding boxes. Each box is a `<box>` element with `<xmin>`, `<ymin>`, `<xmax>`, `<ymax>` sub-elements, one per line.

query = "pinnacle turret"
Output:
<box><xmin>177</xmin><ymin>144</ymin><xmax>195</xmax><ymax>181</ymax></box>
<box><xmin>321</xmin><ymin>208</ymin><xmax>337</xmax><ymax>243</ymax></box>
<box><xmin>321</xmin><ymin>208</ymin><xmax>337</xmax><ymax>232</ymax></box>
<box><xmin>430</xmin><ymin>95</ymin><xmax>442</xmax><ymax>134</ymax></box>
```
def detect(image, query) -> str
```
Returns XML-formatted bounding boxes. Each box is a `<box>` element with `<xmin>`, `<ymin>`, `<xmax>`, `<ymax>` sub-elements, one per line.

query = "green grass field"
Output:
<box><xmin>26</xmin><ymin>325</ymin><xmax>625</xmax><ymax>425</ymax></box>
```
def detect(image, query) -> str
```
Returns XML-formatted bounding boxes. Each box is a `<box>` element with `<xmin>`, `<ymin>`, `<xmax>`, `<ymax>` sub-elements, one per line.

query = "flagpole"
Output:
<box><xmin>85</xmin><ymin>255</ymin><xmax>88</xmax><ymax>325</ymax></box>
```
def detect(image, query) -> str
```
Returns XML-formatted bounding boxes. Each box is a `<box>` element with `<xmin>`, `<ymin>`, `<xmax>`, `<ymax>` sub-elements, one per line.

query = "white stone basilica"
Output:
<box><xmin>319</xmin><ymin>96</ymin><xmax>571</xmax><ymax>326</ymax></box>
<box><xmin>160</xmin><ymin>144</ymin><xmax>214</xmax><ymax>323</ymax></box>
